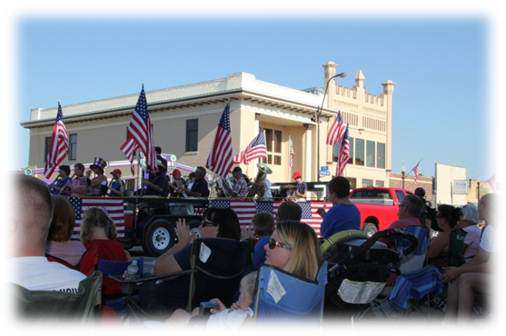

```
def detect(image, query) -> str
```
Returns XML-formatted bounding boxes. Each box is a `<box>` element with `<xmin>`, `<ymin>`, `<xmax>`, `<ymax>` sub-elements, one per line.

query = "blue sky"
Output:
<box><xmin>15</xmin><ymin>17</ymin><xmax>488</xmax><ymax>179</ymax></box>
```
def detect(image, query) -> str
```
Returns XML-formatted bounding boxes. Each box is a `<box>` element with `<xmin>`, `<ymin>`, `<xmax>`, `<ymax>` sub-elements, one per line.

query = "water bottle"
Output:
<box><xmin>124</xmin><ymin>260</ymin><xmax>139</xmax><ymax>280</ymax></box>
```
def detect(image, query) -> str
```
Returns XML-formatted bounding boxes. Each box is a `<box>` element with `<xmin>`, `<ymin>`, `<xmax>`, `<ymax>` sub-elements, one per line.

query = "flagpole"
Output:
<box><xmin>315</xmin><ymin>72</ymin><xmax>346</xmax><ymax>182</ymax></box>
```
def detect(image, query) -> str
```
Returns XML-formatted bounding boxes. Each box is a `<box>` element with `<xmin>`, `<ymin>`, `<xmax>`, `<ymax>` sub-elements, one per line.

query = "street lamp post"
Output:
<box><xmin>315</xmin><ymin>72</ymin><xmax>347</xmax><ymax>182</ymax></box>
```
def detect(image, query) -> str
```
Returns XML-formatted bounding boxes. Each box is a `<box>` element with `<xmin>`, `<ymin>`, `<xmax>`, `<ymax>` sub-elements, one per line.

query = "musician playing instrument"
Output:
<box><xmin>247</xmin><ymin>164</ymin><xmax>272</xmax><ymax>200</ymax></box>
<box><xmin>48</xmin><ymin>165</ymin><xmax>72</xmax><ymax>195</ymax></box>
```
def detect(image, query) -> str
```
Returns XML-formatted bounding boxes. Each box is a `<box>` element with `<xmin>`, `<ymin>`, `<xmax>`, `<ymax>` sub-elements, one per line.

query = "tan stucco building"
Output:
<box><xmin>22</xmin><ymin>61</ymin><xmax>395</xmax><ymax>187</ymax></box>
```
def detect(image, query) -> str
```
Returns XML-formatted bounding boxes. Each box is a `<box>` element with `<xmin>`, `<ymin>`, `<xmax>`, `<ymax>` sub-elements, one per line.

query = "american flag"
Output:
<box><xmin>288</xmin><ymin>135</ymin><xmax>295</xmax><ymax>169</ymax></box>
<box><xmin>68</xmin><ymin>197</ymin><xmax>126</xmax><ymax>240</ymax></box>
<box><xmin>409</xmin><ymin>160</ymin><xmax>422</xmax><ymax>182</ymax></box>
<box><xmin>326</xmin><ymin>111</ymin><xmax>347</xmax><ymax>146</ymax></box>
<box><xmin>206</xmin><ymin>103</ymin><xmax>234</xmax><ymax>177</ymax></box>
<box><xmin>233</xmin><ymin>129</ymin><xmax>267</xmax><ymax>164</ymax></box>
<box><xmin>298</xmin><ymin>201</ymin><xmax>334</xmax><ymax>236</ymax></box>
<box><xmin>199</xmin><ymin>199</ymin><xmax>332</xmax><ymax>236</ymax></box>
<box><xmin>336</xmin><ymin>126</ymin><xmax>350</xmax><ymax>177</ymax></box>
<box><xmin>120</xmin><ymin>85</ymin><xmax>157</xmax><ymax>169</ymax></box>
<box><xmin>44</xmin><ymin>102</ymin><xmax>69</xmax><ymax>179</ymax></box>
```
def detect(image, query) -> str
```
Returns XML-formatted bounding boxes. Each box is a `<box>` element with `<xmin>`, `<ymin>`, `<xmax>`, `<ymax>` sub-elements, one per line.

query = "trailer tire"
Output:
<box><xmin>363</xmin><ymin>222</ymin><xmax>378</xmax><ymax>238</ymax></box>
<box><xmin>143</xmin><ymin>219</ymin><xmax>176</xmax><ymax>257</ymax></box>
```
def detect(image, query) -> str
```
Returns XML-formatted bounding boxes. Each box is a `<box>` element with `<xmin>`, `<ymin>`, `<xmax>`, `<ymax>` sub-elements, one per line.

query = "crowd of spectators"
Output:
<box><xmin>12</xmin><ymin>170</ymin><xmax>496</xmax><ymax>323</ymax></box>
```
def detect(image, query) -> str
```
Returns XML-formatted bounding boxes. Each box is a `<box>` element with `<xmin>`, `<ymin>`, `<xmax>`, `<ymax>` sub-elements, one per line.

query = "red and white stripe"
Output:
<box><xmin>206</xmin><ymin>104</ymin><xmax>234</xmax><ymax>177</ymax></box>
<box><xmin>326</xmin><ymin>111</ymin><xmax>347</xmax><ymax>146</ymax></box>
<box><xmin>336</xmin><ymin>129</ymin><xmax>350</xmax><ymax>177</ymax></box>
<box><xmin>44</xmin><ymin>103</ymin><xmax>69</xmax><ymax>179</ymax></box>
<box><xmin>72</xmin><ymin>198</ymin><xmax>126</xmax><ymax>240</ymax></box>
<box><xmin>303</xmin><ymin>201</ymin><xmax>333</xmax><ymax>236</ymax></box>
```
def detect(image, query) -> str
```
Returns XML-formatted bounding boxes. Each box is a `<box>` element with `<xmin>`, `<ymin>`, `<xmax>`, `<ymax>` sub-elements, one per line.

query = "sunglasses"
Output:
<box><xmin>268</xmin><ymin>238</ymin><xmax>291</xmax><ymax>250</ymax></box>
<box><xmin>201</xmin><ymin>219</ymin><xmax>218</xmax><ymax>227</ymax></box>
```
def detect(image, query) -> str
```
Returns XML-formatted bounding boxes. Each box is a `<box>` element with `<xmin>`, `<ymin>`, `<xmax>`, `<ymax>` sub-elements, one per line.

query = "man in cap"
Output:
<box><xmin>169</xmin><ymin>169</ymin><xmax>187</xmax><ymax>198</ymax></box>
<box><xmin>289</xmin><ymin>171</ymin><xmax>307</xmax><ymax>200</ymax></box>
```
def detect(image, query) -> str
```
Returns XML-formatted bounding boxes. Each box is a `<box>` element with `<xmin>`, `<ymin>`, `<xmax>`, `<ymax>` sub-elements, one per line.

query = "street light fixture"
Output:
<box><xmin>315</xmin><ymin>72</ymin><xmax>347</xmax><ymax>182</ymax></box>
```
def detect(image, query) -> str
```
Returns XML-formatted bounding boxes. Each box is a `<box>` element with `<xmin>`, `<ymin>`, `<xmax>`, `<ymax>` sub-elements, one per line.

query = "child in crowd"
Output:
<box><xmin>79</xmin><ymin>207</ymin><xmax>130</xmax><ymax>297</ymax></box>
<box><xmin>46</xmin><ymin>195</ymin><xmax>86</xmax><ymax>268</ymax></box>
<box><xmin>168</xmin><ymin>271</ymin><xmax>257</xmax><ymax>329</ymax></box>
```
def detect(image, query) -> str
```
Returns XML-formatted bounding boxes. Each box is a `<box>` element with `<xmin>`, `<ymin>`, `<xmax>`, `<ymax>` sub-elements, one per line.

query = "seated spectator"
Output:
<box><xmin>69</xmin><ymin>163</ymin><xmax>89</xmax><ymax>196</ymax></box>
<box><xmin>46</xmin><ymin>195</ymin><xmax>86</xmax><ymax>268</ymax></box>
<box><xmin>154</xmin><ymin>208</ymin><xmax>241</xmax><ymax>275</ymax></box>
<box><xmin>264</xmin><ymin>220</ymin><xmax>321</xmax><ymax>281</ymax></box>
<box><xmin>457</xmin><ymin>203</ymin><xmax>482</xmax><ymax>261</ymax></box>
<box><xmin>253</xmin><ymin>201</ymin><xmax>302</xmax><ymax>269</ymax></box>
<box><xmin>444</xmin><ymin>194</ymin><xmax>494</xmax><ymax>319</ymax></box>
<box><xmin>10</xmin><ymin>175</ymin><xmax>86</xmax><ymax>292</ymax></box>
<box><xmin>251</xmin><ymin>213</ymin><xmax>275</xmax><ymax>269</ymax></box>
<box><xmin>388</xmin><ymin>194</ymin><xmax>425</xmax><ymax>229</ymax></box>
<box><xmin>427</xmin><ymin>204</ymin><xmax>461</xmax><ymax>268</ymax></box>
<box><xmin>318</xmin><ymin>176</ymin><xmax>360</xmax><ymax>239</ymax></box>
<box><xmin>79</xmin><ymin>207</ymin><xmax>130</xmax><ymax>297</ymax></box>
<box><xmin>108</xmin><ymin>169</ymin><xmax>125</xmax><ymax>196</ymax></box>
<box><xmin>48</xmin><ymin>165</ymin><xmax>72</xmax><ymax>195</ymax></box>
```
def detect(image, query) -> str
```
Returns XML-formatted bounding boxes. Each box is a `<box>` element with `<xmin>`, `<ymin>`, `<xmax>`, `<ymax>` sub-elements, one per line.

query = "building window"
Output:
<box><xmin>375</xmin><ymin>180</ymin><xmax>384</xmax><ymax>187</ymax></box>
<box><xmin>185</xmin><ymin>119</ymin><xmax>198</xmax><ymax>152</ymax></box>
<box><xmin>69</xmin><ymin>134</ymin><xmax>77</xmax><ymax>160</ymax></box>
<box><xmin>362</xmin><ymin>179</ymin><xmax>374</xmax><ymax>187</ymax></box>
<box><xmin>377</xmin><ymin>142</ymin><xmax>385</xmax><ymax>169</ymax></box>
<box><xmin>366</xmin><ymin>140</ymin><xmax>375</xmax><ymax>167</ymax></box>
<box><xmin>44</xmin><ymin>136</ymin><xmax>51</xmax><ymax>160</ymax></box>
<box><xmin>332</xmin><ymin>136</ymin><xmax>354</xmax><ymax>164</ymax></box>
<box><xmin>262</xmin><ymin>128</ymin><xmax>282</xmax><ymax>165</ymax></box>
<box><xmin>355</xmin><ymin>138</ymin><xmax>365</xmax><ymax>166</ymax></box>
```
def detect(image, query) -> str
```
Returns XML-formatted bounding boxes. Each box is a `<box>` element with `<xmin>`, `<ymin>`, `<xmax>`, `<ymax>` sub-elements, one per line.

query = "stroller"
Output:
<box><xmin>323</xmin><ymin>229</ymin><xmax>418</xmax><ymax>318</ymax></box>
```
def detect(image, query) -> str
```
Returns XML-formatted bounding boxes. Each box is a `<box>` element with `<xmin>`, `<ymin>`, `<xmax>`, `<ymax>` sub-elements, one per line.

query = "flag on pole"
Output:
<box><xmin>120</xmin><ymin>85</ymin><xmax>157</xmax><ymax>170</ymax></box>
<box><xmin>336</xmin><ymin>126</ymin><xmax>350</xmax><ymax>176</ymax></box>
<box><xmin>288</xmin><ymin>135</ymin><xmax>295</xmax><ymax>169</ymax></box>
<box><xmin>206</xmin><ymin>103</ymin><xmax>234</xmax><ymax>177</ymax></box>
<box><xmin>233</xmin><ymin>129</ymin><xmax>267</xmax><ymax>164</ymax></box>
<box><xmin>409</xmin><ymin>160</ymin><xmax>422</xmax><ymax>182</ymax></box>
<box><xmin>44</xmin><ymin>102</ymin><xmax>69</xmax><ymax>179</ymax></box>
<box><xmin>326</xmin><ymin>111</ymin><xmax>347</xmax><ymax>145</ymax></box>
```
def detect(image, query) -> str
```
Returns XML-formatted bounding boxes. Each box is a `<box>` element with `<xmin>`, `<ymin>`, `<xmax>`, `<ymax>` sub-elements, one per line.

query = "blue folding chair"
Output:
<box><xmin>396</xmin><ymin>226</ymin><xmax>430</xmax><ymax>274</ymax></box>
<box><xmin>253</xmin><ymin>261</ymin><xmax>327</xmax><ymax>321</ymax></box>
<box><xmin>97</xmin><ymin>258</ymin><xmax>143</xmax><ymax>313</ymax></box>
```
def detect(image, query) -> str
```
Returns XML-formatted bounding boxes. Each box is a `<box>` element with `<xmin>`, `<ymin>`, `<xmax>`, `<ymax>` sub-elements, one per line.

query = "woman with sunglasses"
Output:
<box><xmin>264</xmin><ymin>220</ymin><xmax>322</xmax><ymax>281</ymax></box>
<box><xmin>154</xmin><ymin>208</ymin><xmax>241</xmax><ymax>275</ymax></box>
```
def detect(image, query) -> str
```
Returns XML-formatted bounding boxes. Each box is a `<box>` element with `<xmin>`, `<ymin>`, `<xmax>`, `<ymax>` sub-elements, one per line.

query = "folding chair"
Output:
<box><xmin>14</xmin><ymin>271</ymin><xmax>102</xmax><ymax>321</ymax></box>
<box><xmin>134</xmin><ymin>238</ymin><xmax>251</xmax><ymax>317</ymax></box>
<box><xmin>396</xmin><ymin>226</ymin><xmax>430</xmax><ymax>275</ymax></box>
<box><xmin>253</xmin><ymin>262</ymin><xmax>328</xmax><ymax>321</ymax></box>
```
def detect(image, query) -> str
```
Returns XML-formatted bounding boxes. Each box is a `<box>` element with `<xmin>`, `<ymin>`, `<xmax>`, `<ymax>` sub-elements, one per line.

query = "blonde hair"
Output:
<box><xmin>276</xmin><ymin>221</ymin><xmax>321</xmax><ymax>281</ymax></box>
<box><xmin>80</xmin><ymin>207</ymin><xmax>117</xmax><ymax>244</ymax></box>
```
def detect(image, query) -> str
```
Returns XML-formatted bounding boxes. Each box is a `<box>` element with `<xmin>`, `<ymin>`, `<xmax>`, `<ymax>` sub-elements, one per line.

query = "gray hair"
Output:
<box><xmin>461</xmin><ymin>203</ymin><xmax>479</xmax><ymax>224</ymax></box>
<box><xmin>401</xmin><ymin>194</ymin><xmax>425</xmax><ymax>218</ymax></box>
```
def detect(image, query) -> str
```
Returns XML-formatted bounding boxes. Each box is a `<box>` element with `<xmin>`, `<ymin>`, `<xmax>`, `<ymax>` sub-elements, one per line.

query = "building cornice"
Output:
<box><xmin>21</xmin><ymin>88</ymin><xmax>336</xmax><ymax>129</ymax></box>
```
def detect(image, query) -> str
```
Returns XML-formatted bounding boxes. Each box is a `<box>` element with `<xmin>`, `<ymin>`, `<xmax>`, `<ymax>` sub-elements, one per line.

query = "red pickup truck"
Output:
<box><xmin>349</xmin><ymin>187</ymin><xmax>410</xmax><ymax>236</ymax></box>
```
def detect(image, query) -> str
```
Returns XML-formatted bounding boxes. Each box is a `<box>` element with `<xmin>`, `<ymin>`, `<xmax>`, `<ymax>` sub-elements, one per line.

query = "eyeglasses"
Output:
<box><xmin>268</xmin><ymin>238</ymin><xmax>291</xmax><ymax>250</ymax></box>
<box><xmin>201</xmin><ymin>219</ymin><xmax>217</xmax><ymax>227</ymax></box>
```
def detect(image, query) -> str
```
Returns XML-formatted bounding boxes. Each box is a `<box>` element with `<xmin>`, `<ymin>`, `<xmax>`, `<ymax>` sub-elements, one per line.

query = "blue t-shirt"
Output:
<box><xmin>252</xmin><ymin>236</ymin><xmax>270</xmax><ymax>269</ymax></box>
<box><xmin>320</xmin><ymin>203</ymin><xmax>361</xmax><ymax>238</ymax></box>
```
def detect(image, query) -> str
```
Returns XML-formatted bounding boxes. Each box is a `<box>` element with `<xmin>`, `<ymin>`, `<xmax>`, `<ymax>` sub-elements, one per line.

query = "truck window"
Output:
<box><xmin>351</xmin><ymin>190</ymin><xmax>392</xmax><ymax>200</ymax></box>
<box><xmin>395</xmin><ymin>191</ymin><xmax>406</xmax><ymax>203</ymax></box>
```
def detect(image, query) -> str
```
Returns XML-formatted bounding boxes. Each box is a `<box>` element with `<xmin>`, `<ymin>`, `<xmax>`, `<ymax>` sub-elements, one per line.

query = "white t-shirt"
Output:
<box><xmin>9</xmin><ymin>257</ymin><xmax>86</xmax><ymax>293</ymax></box>
<box><xmin>206</xmin><ymin>308</ymin><xmax>254</xmax><ymax>330</ymax></box>
<box><xmin>479</xmin><ymin>225</ymin><xmax>493</xmax><ymax>253</ymax></box>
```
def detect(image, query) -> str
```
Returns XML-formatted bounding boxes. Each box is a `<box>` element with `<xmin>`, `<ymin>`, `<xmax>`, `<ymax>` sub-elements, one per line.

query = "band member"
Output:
<box><xmin>69</xmin><ymin>163</ymin><xmax>89</xmax><ymax>196</ymax></box>
<box><xmin>169</xmin><ymin>169</ymin><xmax>187</xmax><ymax>198</ymax></box>
<box><xmin>288</xmin><ymin>171</ymin><xmax>307</xmax><ymax>200</ymax></box>
<box><xmin>221</xmin><ymin>166</ymin><xmax>249</xmax><ymax>198</ymax></box>
<box><xmin>247</xmin><ymin>164</ymin><xmax>272</xmax><ymax>200</ymax></box>
<box><xmin>48</xmin><ymin>165</ymin><xmax>72</xmax><ymax>195</ymax></box>
<box><xmin>108</xmin><ymin>169</ymin><xmax>125</xmax><ymax>196</ymax></box>
<box><xmin>87</xmin><ymin>157</ymin><xmax>108</xmax><ymax>196</ymax></box>
<box><xmin>142</xmin><ymin>160</ymin><xmax>169</xmax><ymax>197</ymax></box>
